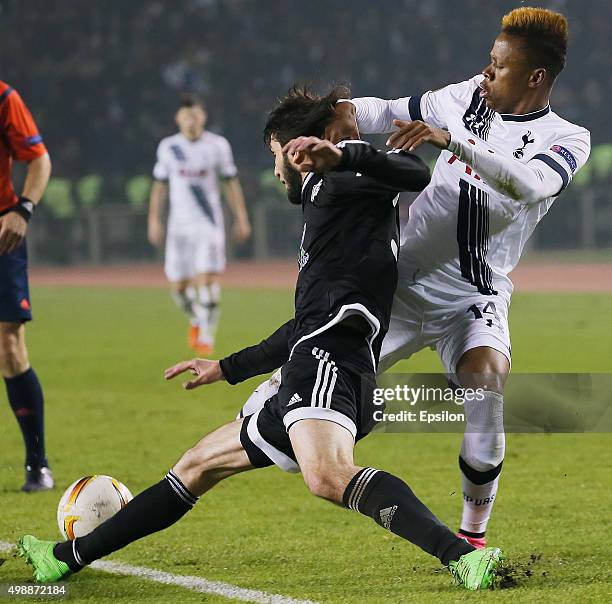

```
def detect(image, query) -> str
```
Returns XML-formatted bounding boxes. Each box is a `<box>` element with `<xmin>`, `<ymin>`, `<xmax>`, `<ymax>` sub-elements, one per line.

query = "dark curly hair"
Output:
<box><xmin>263</xmin><ymin>84</ymin><xmax>350</xmax><ymax>147</ymax></box>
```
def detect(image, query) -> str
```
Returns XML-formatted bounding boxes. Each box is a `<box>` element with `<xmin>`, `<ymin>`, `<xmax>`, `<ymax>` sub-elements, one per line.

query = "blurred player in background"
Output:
<box><xmin>330</xmin><ymin>7</ymin><xmax>590</xmax><ymax>547</ymax></box>
<box><xmin>148</xmin><ymin>95</ymin><xmax>251</xmax><ymax>355</ymax></box>
<box><xmin>0</xmin><ymin>81</ymin><xmax>52</xmax><ymax>492</ymax></box>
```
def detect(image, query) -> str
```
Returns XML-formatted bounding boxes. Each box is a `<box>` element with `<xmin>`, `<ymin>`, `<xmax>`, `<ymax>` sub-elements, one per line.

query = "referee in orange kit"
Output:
<box><xmin>0</xmin><ymin>81</ymin><xmax>53</xmax><ymax>492</ymax></box>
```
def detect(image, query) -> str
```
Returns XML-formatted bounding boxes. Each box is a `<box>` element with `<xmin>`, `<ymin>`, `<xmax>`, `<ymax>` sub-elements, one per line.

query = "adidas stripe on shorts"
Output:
<box><xmin>240</xmin><ymin>323</ymin><xmax>378</xmax><ymax>473</ymax></box>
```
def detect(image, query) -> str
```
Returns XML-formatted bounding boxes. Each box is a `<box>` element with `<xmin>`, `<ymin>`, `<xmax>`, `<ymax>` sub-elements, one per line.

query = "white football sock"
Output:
<box><xmin>170</xmin><ymin>287</ymin><xmax>197</xmax><ymax>322</ymax></box>
<box><xmin>197</xmin><ymin>283</ymin><xmax>221</xmax><ymax>344</ymax></box>
<box><xmin>459</xmin><ymin>390</ymin><xmax>505</xmax><ymax>535</ymax></box>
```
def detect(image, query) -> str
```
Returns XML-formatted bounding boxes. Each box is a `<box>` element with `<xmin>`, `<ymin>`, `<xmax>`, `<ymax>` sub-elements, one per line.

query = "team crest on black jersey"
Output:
<box><xmin>311</xmin><ymin>180</ymin><xmax>322</xmax><ymax>202</ymax></box>
<box><xmin>298</xmin><ymin>223</ymin><xmax>309</xmax><ymax>271</ymax></box>
<box><xmin>462</xmin><ymin>88</ymin><xmax>495</xmax><ymax>140</ymax></box>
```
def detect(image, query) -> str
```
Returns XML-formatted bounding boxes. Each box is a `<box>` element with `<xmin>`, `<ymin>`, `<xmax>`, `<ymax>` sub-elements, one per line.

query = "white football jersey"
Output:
<box><xmin>354</xmin><ymin>76</ymin><xmax>591</xmax><ymax>298</ymax></box>
<box><xmin>153</xmin><ymin>131</ymin><xmax>238</xmax><ymax>231</ymax></box>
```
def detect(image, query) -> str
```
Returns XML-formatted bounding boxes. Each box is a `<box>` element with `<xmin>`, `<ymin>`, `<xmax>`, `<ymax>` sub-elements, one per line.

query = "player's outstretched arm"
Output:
<box><xmin>165</xmin><ymin>319</ymin><xmax>294</xmax><ymax>390</ymax></box>
<box><xmin>445</xmin><ymin>130</ymin><xmax>586</xmax><ymax>203</ymax></box>
<box><xmin>336</xmin><ymin>97</ymin><xmax>413</xmax><ymax>135</ymax></box>
<box><xmin>164</xmin><ymin>358</ymin><xmax>225</xmax><ymax>390</ymax></box>
<box><xmin>336</xmin><ymin>140</ymin><xmax>431</xmax><ymax>192</ymax></box>
<box><xmin>388</xmin><ymin>118</ymin><xmax>586</xmax><ymax>203</ymax></box>
<box><xmin>219</xmin><ymin>319</ymin><xmax>293</xmax><ymax>385</ymax></box>
<box><xmin>284</xmin><ymin>137</ymin><xmax>430</xmax><ymax>192</ymax></box>
<box><xmin>340</xmin><ymin>77</ymin><xmax>482</xmax><ymax>138</ymax></box>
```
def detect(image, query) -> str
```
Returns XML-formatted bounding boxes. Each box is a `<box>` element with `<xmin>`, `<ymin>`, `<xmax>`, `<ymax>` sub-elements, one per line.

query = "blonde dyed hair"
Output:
<box><xmin>501</xmin><ymin>7</ymin><xmax>568</xmax><ymax>78</ymax></box>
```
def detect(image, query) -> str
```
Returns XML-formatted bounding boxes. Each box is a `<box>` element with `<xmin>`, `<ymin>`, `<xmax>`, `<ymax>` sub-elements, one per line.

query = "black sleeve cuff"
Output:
<box><xmin>219</xmin><ymin>357</ymin><xmax>239</xmax><ymax>385</ymax></box>
<box><xmin>336</xmin><ymin>141</ymin><xmax>375</xmax><ymax>172</ymax></box>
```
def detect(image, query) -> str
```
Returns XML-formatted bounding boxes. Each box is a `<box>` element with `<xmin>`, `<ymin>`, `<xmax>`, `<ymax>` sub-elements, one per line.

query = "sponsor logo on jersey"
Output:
<box><xmin>550</xmin><ymin>144</ymin><xmax>577</xmax><ymax>173</ymax></box>
<box><xmin>513</xmin><ymin>130</ymin><xmax>535</xmax><ymax>159</ymax></box>
<box><xmin>298</xmin><ymin>223</ymin><xmax>309</xmax><ymax>271</ymax></box>
<box><xmin>462</xmin><ymin>87</ymin><xmax>495</xmax><ymax>140</ymax></box>
<box><xmin>379</xmin><ymin>505</ymin><xmax>398</xmax><ymax>530</ymax></box>
<box><xmin>311</xmin><ymin>346</ymin><xmax>334</xmax><ymax>362</ymax></box>
<box><xmin>299</xmin><ymin>248</ymin><xmax>309</xmax><ymax>270</ymax></box>
<box><xmin>311</xmin><ymin>180</ymin><xmax>322</xmax><ymax>202</ymax></box>
<box><xmin>287</xmin><ymin>393</ymin><xmax>303</xmax><ymax>407</ymax></box>
<box><xmin>179</xmin><ymin>168</ymin><xmax>208</xmax><ymax>177</ymax></box>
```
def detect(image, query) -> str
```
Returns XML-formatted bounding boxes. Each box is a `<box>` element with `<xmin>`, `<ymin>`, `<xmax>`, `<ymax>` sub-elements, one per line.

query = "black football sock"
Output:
<box><xmin>54</xmin><ymin>471</ymin><xmax>197</xmax><ymax>571</ymax></box>
<box><xmin>343</xmin><ymin>468</ymin><xmax>474</xmax><ymax>566</ymax></box>
<box><xmin>5</xmin><ymin>368</ymin><xmax>47</xmax><ymax>468</ymax></box>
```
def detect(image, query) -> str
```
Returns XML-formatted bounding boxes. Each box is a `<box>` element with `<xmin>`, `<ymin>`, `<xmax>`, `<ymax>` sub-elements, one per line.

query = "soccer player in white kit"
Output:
<box><xmin>148</xmin><ymin>95</ymin><xmax>251</xmax><ymax>355</ymax></box>
<box><xmin>329</xmin><ymin>7</ymin><xmax>591</xmax><ymax>548</ymax></box>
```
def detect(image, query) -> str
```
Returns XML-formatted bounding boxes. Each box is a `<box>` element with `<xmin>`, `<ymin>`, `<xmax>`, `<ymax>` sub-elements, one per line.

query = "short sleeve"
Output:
<box><xmin>152</xmin><ymin>142</ymin><xmax>169</xmax><ymax>181</ymax></box>
<box><xmin>215</xmin><ymin>136</ymin><xmax>238</xmax><ymax>179</ymax></box>
<box><xmin>0</xmin><ymin>87</ymin><xmax>47</xmax><ymax>161</ymax></box>
<box><xmin>529</xmin><ymin>129</ymin><xmax>591</xmax><ymax>194</ymax></box>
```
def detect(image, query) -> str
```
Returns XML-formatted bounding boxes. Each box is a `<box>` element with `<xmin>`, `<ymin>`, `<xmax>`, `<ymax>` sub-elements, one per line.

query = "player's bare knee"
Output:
<box><xmin>198</xmin><ymin>272</ymin><xmax>218</xmax><ymax>287</ymax></box>
<box><xmin>456</xmin><ymin>347</ymin><xmax>509</xmax><ymax>393</ymax></box>
<box><xmin>172</xmin><ymin>281</ymin><xmax>190</xmax><ymax>295</ymax></box>
<box><xmin>0</xmin><ymin>326</ymin><xmax>29</xmax><ymax>377</ymax></box>
<box><xmin>303</xmin><ymin>471</ymin><xmax>340</xmax><ymax>502</ymax></box>
<box><xmin>174</xmin><ymin>443</ymin><xmax>216</xmax><ymax>483</ymax></box>
<box><xmin>302</xmin><ymin>466</ymin><xmax>351</xmax><ymax>503</ymax></box>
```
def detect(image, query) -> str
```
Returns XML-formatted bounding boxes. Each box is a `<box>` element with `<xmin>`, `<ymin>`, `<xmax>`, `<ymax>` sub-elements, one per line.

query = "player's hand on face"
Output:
<box><xmin>232</xmin><ymin>218</ymin><xmax>251</xmax><ymax>242</ymax></box>
<box><xmin>0</xmin><ymin>212</ymin><xmax>27</xmax><ymax>255</ymax></box>
<box><xmin>164</xmin><ymin>358</ymin><xmax>225</xmax><ymax>390</ymax></box>
<box><xmin>387</xmin><ymin>120</ymin><xmax>451</xmax><ymax>152</ymax></box>
<box><xmin>147</xmin><ymin>219</ymin><xmax>164</xmax><ymax>248</ymax></box>
<box><xmin>282</xmin><ymin>137</ymin><xmax>342</xmax><ymax>173</ymax></box>
<box><xmin>324</xmin><ymin>102</ymin><xmax>360</xmax><ymax>144</ymax></box>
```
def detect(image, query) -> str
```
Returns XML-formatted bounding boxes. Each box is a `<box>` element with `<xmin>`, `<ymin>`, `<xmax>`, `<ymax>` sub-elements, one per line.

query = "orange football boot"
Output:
<box><xmin>188</xmin><ymin>324</ymin><xmax>200</xmax><ymax>349</ymax></box>
<box><xmin>194</xmin><ymin>342</ymin><xmax>214</xmax><ymax>357</ymax></box>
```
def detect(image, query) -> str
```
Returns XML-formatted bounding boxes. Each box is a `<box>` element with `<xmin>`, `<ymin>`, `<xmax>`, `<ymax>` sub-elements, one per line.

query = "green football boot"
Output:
<box><xmin>17</xmin><ymin>535</ymin><xmax>71</xmax><ymax>582</ymax></box>
<box><xmin>448</xmin><ymin>546</ymin><xmax>503</xmax><ymax>590</ymax></box>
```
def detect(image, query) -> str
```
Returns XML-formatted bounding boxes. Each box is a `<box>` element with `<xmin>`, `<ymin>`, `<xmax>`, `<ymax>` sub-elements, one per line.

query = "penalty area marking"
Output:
<box><xmin>0</xmin><ymin>541</ymin><xmax>319</xmax><ymax>604</ymax></box>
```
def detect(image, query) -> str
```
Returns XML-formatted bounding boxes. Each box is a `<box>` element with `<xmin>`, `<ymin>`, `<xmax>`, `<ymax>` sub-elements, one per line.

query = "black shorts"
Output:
<box><xmin>0</xmin><ymin>240</ymin><xmax>32</xmax><ymax>323</ymax></box>
<box><xmin>240</xmin><ymin>323</ymin><xmax>378</xmax><ymax>473</ymax></box>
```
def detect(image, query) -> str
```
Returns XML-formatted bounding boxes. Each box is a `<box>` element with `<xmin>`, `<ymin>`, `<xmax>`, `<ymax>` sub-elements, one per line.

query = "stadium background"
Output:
<box><xmin>0</xmin><ymin>0</ymin><xmax>611</xmax><ymax>264</ymax></box>
<box><xmin>0</xmin><ymin>1</ymin><xmax>610</xmax><ymax>603</ymax></box>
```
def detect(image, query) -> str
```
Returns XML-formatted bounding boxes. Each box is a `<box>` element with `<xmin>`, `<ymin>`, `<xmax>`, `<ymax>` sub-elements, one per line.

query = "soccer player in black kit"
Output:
<box><xmin>19</xmin><ymin>86</ymin><xmax>502</xmax><ymax>591</ymax></box>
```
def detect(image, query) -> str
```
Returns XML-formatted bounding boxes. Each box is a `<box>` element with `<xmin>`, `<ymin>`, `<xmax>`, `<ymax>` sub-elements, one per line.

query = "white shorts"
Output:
<box><xmin>235</xmin><ymin>284</ymin><xmax>512</xmax><ymax>430</ymax></box>
<box><xmin>380</xmin><ymin>280</ymin><xmax>512</xmax><ymax>373</ymax></box>
<box><xmin>164</xmin><ymin>226</ymin><xmax>226</xmax><ymax>282</ymax></box>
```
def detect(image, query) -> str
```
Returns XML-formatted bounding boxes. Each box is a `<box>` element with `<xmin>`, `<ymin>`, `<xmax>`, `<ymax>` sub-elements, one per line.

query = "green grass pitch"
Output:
<box><xmin>0</xmin><ymin>286</ymin><xmax>610</xmax><ymax>603</ymax></box>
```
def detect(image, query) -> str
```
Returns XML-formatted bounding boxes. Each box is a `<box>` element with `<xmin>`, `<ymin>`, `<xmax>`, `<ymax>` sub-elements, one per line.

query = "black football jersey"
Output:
<box><xmin>292</xmin><ymin>141</ymin><xmax>429</xmax><ymax>361</ymax></box>
<box><xmin>221</xmin><ymin>141</ymin><xmax>430</xmax><ymax>382</ymax></box>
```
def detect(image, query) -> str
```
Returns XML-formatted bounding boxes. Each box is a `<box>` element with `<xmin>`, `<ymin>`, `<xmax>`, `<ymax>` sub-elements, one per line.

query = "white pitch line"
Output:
<box><xmin>0</xmin><ymin>541</ymin><xmax>318</xmax><ymax>604</ymax></box>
